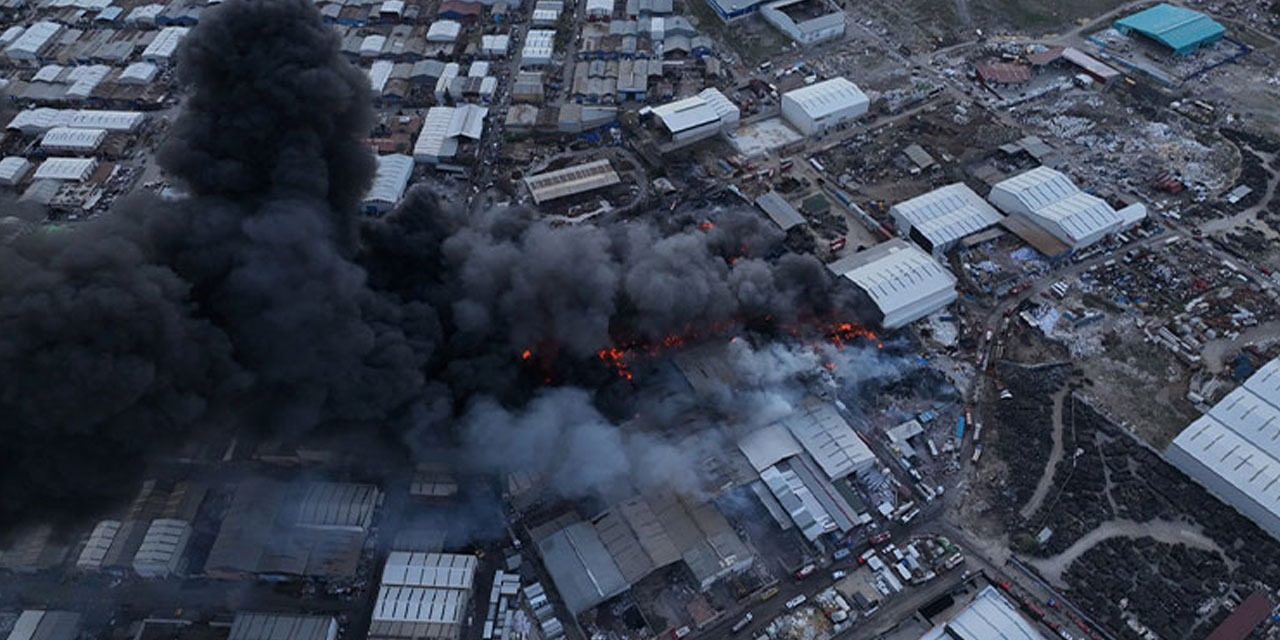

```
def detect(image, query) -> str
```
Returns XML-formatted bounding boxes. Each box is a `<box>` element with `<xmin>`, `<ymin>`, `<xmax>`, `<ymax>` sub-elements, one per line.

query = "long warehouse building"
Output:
<box><xmin>1167</xmin><ymin>358</ymin><xmax>1280</xmax><ymax>540</ymax></box>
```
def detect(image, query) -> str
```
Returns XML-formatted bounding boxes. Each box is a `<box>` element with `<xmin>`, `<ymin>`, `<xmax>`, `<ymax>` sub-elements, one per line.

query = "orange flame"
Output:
<box><xmin>521</xmin><ymin>349</ymin><xmax>532</xmax><ymax>361</ymax></box>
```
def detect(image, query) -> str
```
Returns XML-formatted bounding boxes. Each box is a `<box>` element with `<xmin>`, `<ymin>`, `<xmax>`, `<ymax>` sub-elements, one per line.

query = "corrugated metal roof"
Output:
<box><xmin>229</xmin><ymin>613</ymin><xmax>335</xmax><ymax>640</ymax></box>
<box><xmin>828</xmin><ymin>239</ymin><xmax>957</xmax><ymax>328</ymax></box>
<box><xmin>890</xmin><ymin>183</ymin><xmax>1001</xmax><ymax>249</ymax></box>
<box><xmin>41</xmin><ymin>127</ymin><xmax>106</xmax><ymax>150</ymax></box>
<box><xmin>650</xmin><ymin>94</ymin><xmax>720</xmax><ymax>133</ymax></box>
<box><xmin>920</xmin><ymin>586</ymin><xmax>1044</xmax><ymax>640</ymax></box>
<box><xmin>381</xmin><ymin>552</ymin><xmax>476</xmax><ymax>589</ymax></box>
<box><xmin>1115</xmin><ymin>3</ymin><xmax>1225</xmax><ymax>53</ymax></box>
<box><xmin>32</xmin><ymin>157</ymin><xmax>97</xmax><ymax>181</ymax></box>
<box><xmin>535</xmin><ymin>521</ymin><xmax>628</xmax><ymax>614</ymax></box>
<box><xmin>781</xmin><ymin>77</ymin><xmax>868</xmax><ymax>120</ymax></box>
<box><xmin>296</xmin><ymin>482</ymin><xmax>379</xmax><ymax>531</ymax></box>
<box><xmin>737</xmin><ymin>423</ymin><xmax>803</xmax><ymax>472</ymax></box>
<box><xmin>777</xmin><ymin>397</ymin><xmax>875</xmax><ymax>480</ymax></box>
<box><xmin>365</xmin><ymin>154</ymin><xmax>413</xmax><ymax>206</ymax></box>
<box><xmin>524</xmin><ymin>159</ymin><xmax>620</xmax><ymax>204</ymax></box>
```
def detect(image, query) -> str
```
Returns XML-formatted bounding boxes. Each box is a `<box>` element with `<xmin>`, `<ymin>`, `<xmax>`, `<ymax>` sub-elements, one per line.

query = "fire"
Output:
<box><xmin>521</xmin><ymin>349</ymin><xmax>532</xmax><ymax>361</ymax></box>
<box><xmin>698</xmin><ymin>222</ymin><xmax>715</xmax><ymax>231</ymax></box>
<box><xmin>824</xmin><ymin>321</ymin><xmax>877</xmax><ymax>350</ymax></box>
<box><xmin>598</xmin><ymin>347</ymin><xmax>634</xmax><ymax>381</ymax></box>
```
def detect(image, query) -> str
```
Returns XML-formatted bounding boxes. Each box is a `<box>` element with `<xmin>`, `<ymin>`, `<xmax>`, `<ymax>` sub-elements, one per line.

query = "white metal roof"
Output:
<box><xmin>33</xmin><ymin>64</ymin><xmax>64</xmax><ymax>83</ymax></box>
<box><xmin>0</xmin><ymin>26</ymin><xmax>24</xmax><ymax>47</ymax></box>
<box><xmin>521</xmin><ymin>29</ymin><xmax>555</xmax><ymax>63</ymax></box>
<box><xmin>523</xmin><ymin>158</ymin><xmax>620</xmax><ymax>204</ymax></box>
<box><xmin>696</xmin><ymin>87</ymin><xmax>739</xmax><ymax>123</ymax></box>
<box><xmin>989</xmin><ymin>166</ymin><xmax>1127</xmax><ymax>244</ymax></box>
<box><xmin>368</xmin><ymin>59</ymin><xmax>393</xmax><ymax>92</ymax></box>
<box><xmin>229</xmin><ymin>613</ymin><xmax>336</xmax><ymax>640</ymax></box>
<box><xmin>373</xmin><ymin>585</ymin><xmax>467</xmax><ymax>624</ymax></box>
<box><xmin>481</xmin><ymin>34</ymin><xmax>509</xmax><ymax>53</ymax></box>
<box><xmin>737</xmin><ymin>423</ymin><xmax>803</xmax><ymax>472</ymax></box>
<box><xmin>586</xmin><ymin>0</ymin><xmax>612</xmax><ymax>12</ymax></box>
<box><xmin>8</xmin><ymin>108</ymin><xmax>145</xmax><ymax>134</ymax></box>
<box><xmin>132</xmin><ymin>518</ymin><xmax>191</xmax><ymax>569</ymax></box>
<box><xmin>65</xmin><ymin>64</ymin><xmax>110</xmax><ymax>99</ymax></box>
<box><xmin>777</xmin><ymin>398</ymin><xmax>875</xmax><ymax>480</ymax></box>
<box><xmin>919</xmin><ymin>586</ymin><xmax>1044</xmax><ymax>640</ymax></box>
<box><xmin>33</xmin><ymin>157</ymin><xmax>97</xmax><ymax>181</ymax></box>
<box><xmin>380</xmin><ymin>0</ymin><xmax>404</xmax><ymax>13</ymax></box>
<box><xmin>360</xmin><ymin>34</ymin><xmax>385</xmax><ymax>56</ymax></box>
<box><xmin>364</xmin><ymin>154</ymin><xmax>413</xmax><ymax>205</ymax></box>
<box><xmin>650</xmin><ymin>94</ymin><xmax>720</xmax><ymax>134</ymax></box>
<box><xmin>0</xmin><ymin>156</ymin><xmax>33</xmax><ymax>184</ymax></box>
<box><xmin>41</xmin><ymin>127</ymin><xmax>106</xmax><ymax>151</ymax></box>
<box><xmin>426</xmin><ymin>20</ymin><xmax>461</xmax><ymax>42</ymax></box>
<box><xmin>412</xmin><ymin>105</ymin><xmax>486</xmax><ymax>161</ymax></box>
<box><xmin>760</xmin><ymin>464</ymin><xmax>835</xmax><ymax>541</ymax></box>
<box><xmin>142</xmin><ymin>26</ymin><xmax>188</xmax><ymax>61</ymax></box>
<box><xmin>4</xmin><ymin>22</ymin><xmax>62</xmax><ymax>58</ymax></box>
<box><xmin>468</xmin><ymin>60</ymin><xmax>490</xmax><ymax>77</ymax></box>
<box><xmin>75</xmin><ymin>520</ymin><xmax>121</xmax><ymax>569</ymax></box>
<box><xmin>118</xmin><ymin>61</ymin><xmax>158</xmax><ymax>85</ymax></box>
<box><xmin>830</xmin><ymin>239</ymin><xmax>957</xmax><ymax>325</ymax></box>
<box><xmin>1169</xmin><ymin>357</ymin><xmax>1280</xmax><ymax>538</ymax></box>
<box><xmin>381</xmin><ymin>552</ymin><xmax>477</xmax><ymax>588</ymax></box>
<box><xmin>295</xmin><ymin>482</ymin><xmax>379</xmax><ymax>531</ymax></box>
<box><xmin>781</xmin><ymin>77</ymin><xmax>868</xmax><ymax>120</ymax></box>
<box><xmin>891</xmin><ymin>183</ymin><xmax>1002</xmax><ymax>248</ymax></box>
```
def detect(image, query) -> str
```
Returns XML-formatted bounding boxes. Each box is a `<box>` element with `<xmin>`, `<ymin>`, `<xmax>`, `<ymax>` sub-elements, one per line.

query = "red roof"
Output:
<box><xmin>1205</xmin><ymin>593</ymin><xmax>1275</xmax><ymax>640</ymax></box>
<box><xmin>1027</xmin><ymin>47</ymin><xmax>1065</xmax><ymax>65</ymax></box>
<box><xmin>975</xmin><ymin>62</ymin><xmax>1032</xmax><ymax>85</ymax></box>
<box><xmin>439</xmin><ymin>1</ymin><xmax>482</xmax><ymax>15</ymax></box>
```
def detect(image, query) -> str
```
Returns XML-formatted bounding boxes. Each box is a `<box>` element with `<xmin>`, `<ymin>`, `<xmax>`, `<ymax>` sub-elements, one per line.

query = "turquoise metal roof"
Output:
<box><xmin>1114</xmin><ymin>4</ymin><xmax>1225</xmax><ymax>54</ymax></box>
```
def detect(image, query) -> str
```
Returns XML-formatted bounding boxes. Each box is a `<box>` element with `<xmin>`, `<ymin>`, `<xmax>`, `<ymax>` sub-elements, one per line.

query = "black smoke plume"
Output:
<box><xmin>0</xmin><ymin>0</ymin><xmax>879</xmax><ymax>528</ymax></box>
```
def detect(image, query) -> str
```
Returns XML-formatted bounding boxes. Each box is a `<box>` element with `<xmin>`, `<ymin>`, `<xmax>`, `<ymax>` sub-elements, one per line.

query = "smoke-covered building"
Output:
<box><xmin>0</xmin><ymin>524</ymin><xmax>68</xmax><ymax>573</ymax></box>
<box><xmin>133</xmin><ymin>518</ymin><xmax>193</xmax><ymax>578</ymax></box>
<box><xmin>5</xmin><ymin>611</ymin><xmax>81</xmax><ymax>640</ymax></box>
<box><xmin>76</xmin><ymin>520</ymin><xmax>122</xmax><ymax>571</ymax></box>
<box><xmin>1167</xmin><ymin>357</ymin><xmax>1280</xmax><ymax>540</ymax></box>
<box><xmin>827</xmin><ymin>239</ymin><xmax>957</xmax><ymax>329</ymax></box>
<box><xmin>533</xmin><ymin>516</ymin><xmax>629</xmax><ymax>615</ymax></box>
<box><xmin>363</xmin><ymin>154</ymin><xmax>413</xmax><ymax>214</ymax></box>
<box><xmin>229</xmin><ymin>613</ymin><xmax>338</xmax><ymax>640</ymax></box>
<box><xmin>296</xmin><ymin>482</ymin><xmax>380</xmax><ymax>532</ymax></box>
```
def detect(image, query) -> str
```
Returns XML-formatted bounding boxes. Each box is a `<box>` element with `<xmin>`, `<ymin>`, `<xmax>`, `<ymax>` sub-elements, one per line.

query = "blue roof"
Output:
<box><xmin>1115</xmin><ymin>4</ymin><xmax>1225</xmax><ymax>54</ymax></box>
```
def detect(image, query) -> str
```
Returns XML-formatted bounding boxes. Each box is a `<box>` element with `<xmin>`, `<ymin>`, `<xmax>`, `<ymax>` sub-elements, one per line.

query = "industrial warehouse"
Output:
<box><xmin>5</xmin><ymin>0</ymin><xmax>1280</xmax><ymax>635</ymax></box>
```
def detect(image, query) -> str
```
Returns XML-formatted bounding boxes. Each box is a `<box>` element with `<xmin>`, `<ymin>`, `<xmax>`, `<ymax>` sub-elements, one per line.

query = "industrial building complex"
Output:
<box><xmin>5</xmin><ymin>0</ymin><xmax>1280</xmax><ymax>637</ymax></box>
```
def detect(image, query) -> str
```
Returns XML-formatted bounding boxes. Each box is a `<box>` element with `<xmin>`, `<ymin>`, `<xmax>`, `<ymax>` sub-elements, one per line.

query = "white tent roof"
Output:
<box><xmin>142</xmin><ymin>26</ymin><xmax>188</xmax><ymax>61</ymax></box>
<box><xmin>367</xmin><ymin>59</ymin><xmax>393</xmax><ymax>92</ymax></box>
<box><xmin>0</xmin><ymin>156</ymin><xmax>34</xmax><ymax>185</ymax></box>
<box><xmin>133</xmin><ymin>518</ymin><xmax>190</xmax><ymax>569</ymax></box>
<box><xmin>426</xmin><ymin>20</ymin><xmax>461</xmax><ymax>42</ymax></box>
<box><xmin>481</xmin><ymin>34</ymin><xmax>509</xmax><ymax>53</ymax></box>
<box><xmin>41</xmin><ymin>127</ymin><xmax>107</xmax><ymax>151</ymax></box>
<box><xmin>891</xmin><ymin>183</ymin><xmax>1003</xmax><ymax>249</ymax></box>
<box><xmin>295</xmin><ymin>482</ymin><xmax>380</xmax><ymax>531</ymax></box>
<box><xmin>4</xmin><ymin>22</ymin><xmax>62</xmax><ymax>58</ymax></box>
<box><xmin>364</xmin><ymin>154</ymin><xmax>413</xmax><ymax>205</ymax></box>
<box><xmin>781</xmin><ymin>77</ymin><xmax>868</xmax><ymax>120</ymax></box>
<box><xmin>33</xmin><ymin>157</ymin><xmax>97</xmax><ymax>181</ymax></box>
<box><xmin>8</xmin><ymin>108</ymin><xmax>145</xmax><ymax>134</ymax></box>
<box><xmin>119</xmin><ymin>61</ymin><xmax>158</xmax><ymax>84</ymax></box>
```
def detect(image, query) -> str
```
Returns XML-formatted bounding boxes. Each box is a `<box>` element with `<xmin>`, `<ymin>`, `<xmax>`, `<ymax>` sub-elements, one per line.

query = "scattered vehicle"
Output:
<box><xmin>832</xmin><ymin>570</ymin><xmax>848</xmax><ymax>580</ymax></box>
<box><xmin>870</xmin><ymin>532</ymin><xmax>892</xmax><ymax>545</ymax></box>
<box><xmin>760</xmin><ymin>587</ymin><xmax>780</xmax><ymax>601</ymax></box>
<box><xmin>833</xmin><ymin>548</ymin><xmax>852</xmax><ymax>561</ymax></box>
<box><xmin>795</xmin><ymin>564</ymin><xmax>817</xmax><ymax>579</ymax></box>
<box><xmin>731</xmin><ymin>613</ymin><xmax>753</xmax><ymax>633</ymax></box>
<box><xmin>786</xmin><ymin>595</ymin><xmax>807</xmax><ymax>609</ymax></box>
<box><xmin>673</xmin><ymin>626</ymin><xmax>691</xmax><ymax>638</ymax></box>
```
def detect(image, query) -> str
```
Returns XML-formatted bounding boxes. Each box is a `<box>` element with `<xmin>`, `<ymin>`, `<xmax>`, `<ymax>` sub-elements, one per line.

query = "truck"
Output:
<box><xmin>971</xmin><ymin>444</ymin><xmax>984</xmax><ymax>463</ymax></box>
<box><xmin>973</xmin><ymin>420</ymin><xmax>983</xmax><ymax>442</ymax></box>
<box><xmin>809</xmin><ymin>157</ymin><xmax>825</xmax><ymax>172</ymax></box>
<box><xmin>834</xmin><ymin>548</ymin><xmax>852</xmax><ymax>561</ymax></box>
<box><xmin>731</xmin><ymin>614</ymin><xmax>753</xmax><ymax>634</ymax></box>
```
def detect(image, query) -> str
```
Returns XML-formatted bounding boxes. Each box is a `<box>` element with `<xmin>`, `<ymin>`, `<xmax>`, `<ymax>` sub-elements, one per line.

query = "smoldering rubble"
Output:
<box><xmin>0</xmin><ymin>0</ymin><xmax>891</xmax><ymax>526</ymax></box>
